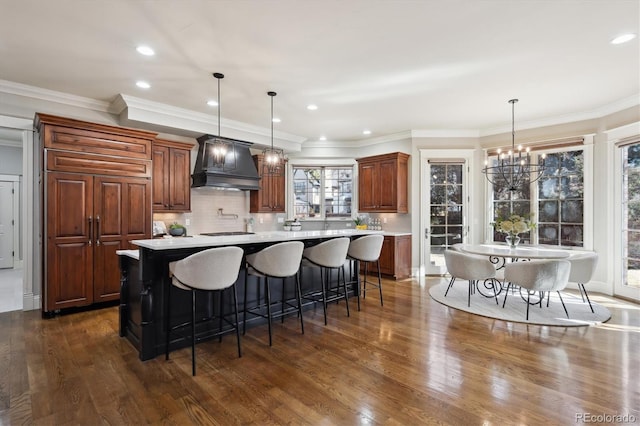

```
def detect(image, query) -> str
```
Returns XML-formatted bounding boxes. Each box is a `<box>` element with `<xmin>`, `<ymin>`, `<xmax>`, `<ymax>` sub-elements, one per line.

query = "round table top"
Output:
<box><xmin>458</xmin><ymin>244</ymin><xmax>570</xmax><ymax>259</ymax></box>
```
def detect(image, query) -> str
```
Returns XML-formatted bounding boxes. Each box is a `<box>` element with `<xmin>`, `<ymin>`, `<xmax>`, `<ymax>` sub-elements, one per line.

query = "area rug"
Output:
<box><xmin>429</xmin><ymin>281</ymin><xmax>611</xmax><ymax>326</ymax></box>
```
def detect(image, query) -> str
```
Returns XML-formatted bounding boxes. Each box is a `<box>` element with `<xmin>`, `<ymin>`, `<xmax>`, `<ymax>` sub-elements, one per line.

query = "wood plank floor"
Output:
<box><xmin>0</xmin><ymin>277</ymin><xmax>638</xmax><ymax>425</ymax></box>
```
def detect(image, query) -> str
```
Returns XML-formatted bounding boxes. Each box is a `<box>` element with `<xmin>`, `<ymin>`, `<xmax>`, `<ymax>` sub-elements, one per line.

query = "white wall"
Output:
<box><xmin>0</xmin><ymin>145</ymin><xmax>22</xmax><ymax>175</ymax></box>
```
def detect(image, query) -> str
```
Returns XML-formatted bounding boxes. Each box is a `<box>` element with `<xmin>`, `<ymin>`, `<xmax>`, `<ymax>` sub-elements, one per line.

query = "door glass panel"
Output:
<box><xmin>428</xmin><ymin>163</ymin><xmax>464</xmax><ymax>273</ymax></box>
<box><xmin>622</xmin><ymin>144</ymin><xmax>640</xmax><ymax>294</ymax></box>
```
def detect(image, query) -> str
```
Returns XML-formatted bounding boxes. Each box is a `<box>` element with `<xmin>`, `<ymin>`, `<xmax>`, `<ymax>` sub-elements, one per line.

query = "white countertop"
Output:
<box><xmin>383</xmin><ymin>231</ymin><xmax>412</xmax><ymax>236</ymax></box>
<box><xmin>116</xmin><ymin>249</ymin><xmax>140</xmax><ymax>260</ymax></box>
<box><xmin>131</xmin><ymin>229</ymin><xmax>384</xmax><ymax>251</ymax></box>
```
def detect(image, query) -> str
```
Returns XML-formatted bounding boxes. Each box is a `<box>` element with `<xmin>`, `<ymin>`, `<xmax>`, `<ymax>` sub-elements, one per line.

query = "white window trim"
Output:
<box><xmin>484</xmin><ymin>138</ymin><xmax>593</xmax><ymax>249</ymax></box>
<box><xmin>287</xmin><ymin>158</ymin><xmax>357</xmax><ymax>221</ymax></box>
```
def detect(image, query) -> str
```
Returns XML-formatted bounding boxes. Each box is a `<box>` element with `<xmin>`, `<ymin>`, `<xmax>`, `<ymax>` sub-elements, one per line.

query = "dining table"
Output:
<box><xmin>456</xmin><ymin>243</ymin><xmax>571</xmax><ymax>299</ymax></box>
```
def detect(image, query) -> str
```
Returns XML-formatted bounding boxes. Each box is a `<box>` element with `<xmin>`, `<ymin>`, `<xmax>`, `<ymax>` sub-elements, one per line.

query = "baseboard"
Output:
<box><xmin>23</xmin><ymin>293</ymin><xmax>41</xmax><ymax>311</ymax></box>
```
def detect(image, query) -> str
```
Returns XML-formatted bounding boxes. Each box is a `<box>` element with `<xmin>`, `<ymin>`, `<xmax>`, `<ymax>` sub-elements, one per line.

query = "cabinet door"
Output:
<box><xmin>152</xmin><ymin>145</ymin><xmax>170</xmax><ymax>210</ymax></box>
<box><xmin>169</xmin><ymin>147</ymin><xmax>191</xmax><ymax>211</ymax></box>
<box><xmin>358</xmin><ymin>163</ymin><xmax>377</xmax><ymax>211</ymax></box>
<box><xmin>378</xmin><ymin>236</ymin><xmax>395</xmax><ymax>276</ymax></box>
<box><xmin>94</xmin><ymin>176</ymin><xmax>151</xmax><ymax>301</ymax></box>
<box><xmin>270</xmin><ymin>172</ymin><xmax>286</xmax><ymax>212</ymax></box>
<box><xmin>45</xmin><ymin>172</ymin><xmax>93</xmax><ymax>311</ymax></box>
<box><xmin>377</xmin><ymin>159</ymin><xmax>397</xmax><ymax>211</ymax></box>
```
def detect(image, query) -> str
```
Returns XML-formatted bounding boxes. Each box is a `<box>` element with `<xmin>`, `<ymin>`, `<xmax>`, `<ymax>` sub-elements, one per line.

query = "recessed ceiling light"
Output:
<box><xmin>272</xmin><ymin>118</ymin><xmax>281</xmax><ymax>123</ymax></box>
<box><xmin>306</xmin><ymin>104</ymin><xmax>318</xmax><ymax>111</ymax></box>
<box><xmin>207</xmin><ymin>100</ymin><xmax>218</xmax><ymax>107</ymax></box>
<box><xmin>136</xmin><ymin>45</ymin><xmax>155</xmax><ymax>56</ymax></box>
<box><xmin>136</xmin><ymin>81</ymin><xmax>151</xmax><ymax>89</ymax></box>
<box><xmin>362</xmin><ymin>130</ymin><xmax>371</xmax><ymax>135</ymax></box>
<box><xmin>319</xmin><ymin>136</ymin><xmax>327</xmax><ymax>141</ymax></box>
<box><xmin>611</xmin><ymin>33</ymin><xmax>636</xmax><ymax>44</ymax></box>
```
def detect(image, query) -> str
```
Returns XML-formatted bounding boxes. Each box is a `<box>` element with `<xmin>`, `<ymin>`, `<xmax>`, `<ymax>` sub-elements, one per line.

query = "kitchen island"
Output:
<box><xmin>118</xmin><ymin>229</ymin><xmax>383</xmax><ymax>361</ymax></box>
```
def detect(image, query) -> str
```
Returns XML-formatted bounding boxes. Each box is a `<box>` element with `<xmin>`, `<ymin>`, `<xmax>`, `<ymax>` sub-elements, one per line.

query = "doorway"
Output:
<box><xmin>0</xmin><ymin>178</ymin><xmax>18</xmax><ymax>268</ymax></box>
<box><xmin>420</xmin><ymin>150</ymin><xmax>474</xmax><ymax>276</ymax></box>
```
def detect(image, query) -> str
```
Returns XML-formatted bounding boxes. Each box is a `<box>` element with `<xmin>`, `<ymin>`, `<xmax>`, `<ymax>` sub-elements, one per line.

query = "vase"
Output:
<box><xmin>505</xmin><ymin>235</ymin><xmax>520</xmax><ymax>248</ymax></box>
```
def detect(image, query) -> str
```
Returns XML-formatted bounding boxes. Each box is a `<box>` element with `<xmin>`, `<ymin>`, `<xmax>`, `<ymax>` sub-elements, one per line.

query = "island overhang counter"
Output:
<box><xmin>118</xmin><ymin>229</ymin><xmax>383</xmax><ymax>361</ymax></box>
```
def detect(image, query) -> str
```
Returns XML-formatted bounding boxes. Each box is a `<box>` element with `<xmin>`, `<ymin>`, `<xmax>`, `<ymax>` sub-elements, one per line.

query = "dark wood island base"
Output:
<box><xmin>118</xmin><ymin>230</ymin><xmax>382</xmax><ymax>361</ymax></box>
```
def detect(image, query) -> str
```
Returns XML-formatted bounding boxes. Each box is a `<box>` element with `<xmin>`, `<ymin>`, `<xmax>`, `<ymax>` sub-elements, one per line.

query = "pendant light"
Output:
<box><xmin>262</xmin><ymin>91</ymin><xmax>284</xmax><ymax>175</ymax></box>
<box><xmin>482</xmin><ymin>99</ymin><xmax>546</xmax><ymax>191</ymax></box>
<box><xmin>204</xmin><ymin>72</ymin><xmax>235</xmax><ymax>170</ymax></box>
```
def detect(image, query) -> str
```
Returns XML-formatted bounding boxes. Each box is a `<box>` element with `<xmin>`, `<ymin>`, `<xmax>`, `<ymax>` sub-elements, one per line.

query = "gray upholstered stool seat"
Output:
<box><xmin>166</xmin><ymin>246</ymin><xmax>244</xmax><ymax>376</ymax></box>
<box><xmin>347</xmin><ymin>234</ymin><xmax>385</xmax><ymax>309</ymax></box>
<box><xmin>568</xmin><ymin>252</ymin><xmax>598</xmax><ymax>313</ymax></box>
<box><xmin>504</xmin><ymin>259</ymin><xmax>571</xmax><ymax>320</ymax></box>
<box><xmin>444</xmin><ymin>249</ymin><xmax>498</xmax><ymax>307</ymax></box>
<box><xmin>243</xmin><ymin>241</ymin><xmax>305</xmax><ymax>346</ymax></box>
<box><xmin>300</xmin><ymin>237</ymin><xmax>351</xmax><ymax>325</ymax></box>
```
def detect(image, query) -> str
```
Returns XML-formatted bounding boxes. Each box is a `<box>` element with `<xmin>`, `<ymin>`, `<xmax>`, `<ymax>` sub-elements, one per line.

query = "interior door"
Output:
<box><xmin>0</xmin><ymin>181</ymin><xmax>14</xmax><ymax>268</ymax></box>
<box><xmin>425</xmin><ymin>162</ymin><xmax>466</xmax><ymax>275</ymax></box>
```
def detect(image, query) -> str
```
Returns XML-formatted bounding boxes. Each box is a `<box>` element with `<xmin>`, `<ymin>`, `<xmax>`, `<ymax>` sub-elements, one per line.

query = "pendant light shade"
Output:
<box><xmin>262</xmin><ymin>91</ymin><xmax>285</xmax><ymax>175</ymax></box>
<box><xmin>203</xmin><ymin>72</ymin><xmax>236</xmax><ymax>170</ymax></box>
<box><xmin>481</xmin><ymin>99</ymin><xmax>546</xmax><ymax>191</ymax></box>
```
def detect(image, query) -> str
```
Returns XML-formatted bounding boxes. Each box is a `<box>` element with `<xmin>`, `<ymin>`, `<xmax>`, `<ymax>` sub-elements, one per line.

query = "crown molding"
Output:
<box><xmin>411</xmin><ymin>129</ymin><xmax>480</xmax><ymax>138</ymax></box>
<box><xmin>111</xmin><ymin>94</ymin><xmax>306</xmax><ymax>146</ymax></box>
<box><xmin>0</xmin><ymin>79</ymin><xmax>110</xmax><ymax>112</ymax></box>
<box><xmin>479</xmin><ymin>94</ymin><xmax>640</xmax><ymax>137</ymax></box>
<box><xmin>304</xmin><ymin>130</ymin><xmax>414</xmax><ymax>149</ymax></box>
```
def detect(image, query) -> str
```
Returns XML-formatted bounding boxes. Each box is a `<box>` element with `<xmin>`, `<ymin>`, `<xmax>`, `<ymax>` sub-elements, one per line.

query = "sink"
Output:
<box><xmin>199</xmin><ymin>231</ymin><xmax>255</xmax><ymax>236</ymax></box>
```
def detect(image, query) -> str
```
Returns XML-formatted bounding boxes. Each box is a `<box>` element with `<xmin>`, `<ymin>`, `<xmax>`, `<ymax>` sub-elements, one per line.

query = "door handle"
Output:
<box><xmin>88</xmin><ymin>216</ymin><xmax>93</xmax><ymax>246</ymax></box>
<box><xmin>425</xmin><ymin>228</ymin><xmax>429</xmax><ymax>239</ymax></box>
<box><xmin>96</xmin><ymin>215</ymin><xmax>101</xmax><ymax>246</ymax></box>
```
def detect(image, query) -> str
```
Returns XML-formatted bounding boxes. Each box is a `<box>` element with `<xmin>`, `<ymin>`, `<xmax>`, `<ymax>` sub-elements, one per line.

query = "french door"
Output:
<box><xmin>422</xmin><ymin>154</ymin><xmax>470</xmax><ymax>275</ymax></box>
<box><xmin>616</xmin><ymin>142</ymin><xmax>640</xmax><ymax>301</ymax></box>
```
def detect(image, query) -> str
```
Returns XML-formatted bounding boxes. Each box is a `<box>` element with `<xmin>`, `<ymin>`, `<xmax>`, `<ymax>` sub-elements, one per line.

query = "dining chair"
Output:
<box><xmin>567</xmin><ymin>252</ymin><xmax>598</xmax><ymax>313</ymax></box>
<box><xmin>504</xmin><ymin>259</ymin><xmax>571</xmax><ymax>320</ymax></box>
<box><xmin>166</xmin><ymin>246</ymin><xmax>244</xmax><ymax>376</ymax></box>
<box><xmin>444</xmin><ymin>249</ymin><xmax>498</xmax><ymax>307</ymax></box>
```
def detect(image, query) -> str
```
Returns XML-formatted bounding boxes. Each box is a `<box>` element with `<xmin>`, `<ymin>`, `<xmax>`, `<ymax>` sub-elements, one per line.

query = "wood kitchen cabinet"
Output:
<box><xmin>37</xmin><ymin>113</ymin><xmax>155</xmax><ymax>314</ymax></box>
<box><xmin>357</xmin><ymin>152</ymin><xmax>409</xmax><ymax>213</ymax></box>
<box><xmin>250</xmin><ymin>154</ymin><xmax>286</xmax><ymax>213</ymax></box>
<box><xmin>365</xmin><ymin>234</ymin><xmax>412</xmax><ymax>280</ymax></box>
<box><xmin>152</xmin><ymin>139</ymin><xmax>192</xmax><ymax>212</ymax></box>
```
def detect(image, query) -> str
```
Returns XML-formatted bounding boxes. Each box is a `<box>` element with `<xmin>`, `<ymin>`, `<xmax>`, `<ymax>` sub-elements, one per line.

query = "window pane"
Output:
<box><xmin>448</xmin><ymin>227</ymin><xmax>463</xmax><ymax>245</ymax></box>
<box><xmin>431</xmin><ymin>185</ymin><xmax>446</xmax><ymax>205</ymax></box>
<box><xmin>448</xmin><ymin>205</ymin><xmax>463</xmax><ymax>224</ymax></box>
<box><xmin>325</xmin><ymin>167</ymin><xmax>352</xmax><ymax>217</ymax></box>
<box><xmin>447</xmin><ymin>165</ymin><xmax>462</xmax><ymax>184</ymax></box>
<box><xmin>561</xmin><ymin>225</ymin><xmax>583</xmax><ymax>247</ymax></box>
<box><xmin>448</xmin><ymin>184</ymin><xmax>462</xmax><ymax>204</ymax></box>
<box><xmin>431</xmin><ymin>206</ymin><xmax>446</xmax><ymax>225</ymax></box>
<box><xmin>539</xmin><ymin>177</ymin><xmax>559</xmax><ymax>199</ymax></box>
<box><xmin>539</xmin><ymin>224</ymin><xmax>559</xmax><ymax>245</ymax></box>
<box><xmin>561</xmin><ymin>200</ymin><xmax>583</xmax><ymax>223</ymax></box>
<box><xmin>539</xmin><ymin>200</ymin><xmax>559</xmax><ymax>222</ymax></box>
<box><xmin>628</xmin><ymin>201</ymin><xmax>640</xmax><ymax>229</ymax></box>
<box><xmin>431</xmin><ymin>165</ymin><xmax>446</xmax><ymax>184</ymax></box>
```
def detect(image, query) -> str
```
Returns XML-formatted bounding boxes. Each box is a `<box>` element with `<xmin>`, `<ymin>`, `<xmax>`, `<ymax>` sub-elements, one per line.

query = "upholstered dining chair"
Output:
<box><xmin>444</xmin><ymin>249</ymin><xmax>498</xmax><ymax>307</ymax></box>
<box><xmin>568</xmin><ymin>252</ymin><xmax>598</xmax><ymax>313</ymax></box>
<box><xmin>503</xmin><ymin>259</ymin><xmax>571</xmax><ymax>320</ymax></box>
<box><xmin>166</xmin><ymin>246</ymin><xmax>244</xmax><ymax>376</ymax></box>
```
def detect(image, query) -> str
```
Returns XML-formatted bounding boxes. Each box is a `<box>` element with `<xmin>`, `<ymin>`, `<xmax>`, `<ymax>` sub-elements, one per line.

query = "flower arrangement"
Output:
<box><xmin>354</xmin><ymin>216</ymin><xmax>367</xmax><ymax>230</ymax></box>
<box><xmin>492</xmin><ymin>214</ymin><xmax>535</xmax><ymax>238</ymax></box>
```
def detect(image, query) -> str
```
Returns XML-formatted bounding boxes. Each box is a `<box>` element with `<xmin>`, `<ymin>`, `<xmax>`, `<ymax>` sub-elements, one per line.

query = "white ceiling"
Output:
<box><xmin>0</xmin><ymin>0</ymin><xmax>638</xmax><ymax>143</ymax></box>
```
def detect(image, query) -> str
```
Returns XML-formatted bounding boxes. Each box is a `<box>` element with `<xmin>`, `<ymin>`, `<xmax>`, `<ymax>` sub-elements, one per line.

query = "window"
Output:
<box><xmin>292</xmin><ymin>166</ymin><xmax>353</xmax><ymax>219</ymax></box>
<box><xmin>490</xmin><ymin>147</ymin><xmax>585</xmax><ymax>247</ymax></box>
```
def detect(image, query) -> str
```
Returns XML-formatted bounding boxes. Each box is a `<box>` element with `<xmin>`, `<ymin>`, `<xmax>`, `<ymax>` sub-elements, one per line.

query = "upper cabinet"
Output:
<box><xmin>250</xmin><ymin>154</ymin><xmax>286</xmax><ymax>213</ymax></box>
<box><xmin>357</xmin><ymin>152</ymin><xmax>409</xmax><ymax>213</ymax></box>
<box><xmin>152</xmin><ymin>139</ymin><xmax>192</xmax><ymax>212</ymax></box>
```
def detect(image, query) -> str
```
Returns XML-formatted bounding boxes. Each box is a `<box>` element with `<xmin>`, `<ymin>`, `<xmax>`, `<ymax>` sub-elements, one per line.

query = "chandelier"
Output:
<box><xmin>262</xmin><ymin>91</ymin><xmax>285</xmax><ymax>175</ymax></box>
<box><xmin>482</xmin><ymin>99</ymin><xmax>546</xmax><ymax>191</ymax></box>
<box><xmin>204</xmin><ymin>72</ymin><xmax>235</xmax><ymax>170</ymax></box>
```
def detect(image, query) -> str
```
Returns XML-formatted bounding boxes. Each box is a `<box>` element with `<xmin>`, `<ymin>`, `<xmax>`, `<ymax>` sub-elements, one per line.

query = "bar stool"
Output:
<box><xmin>166</xmin><ymin>246</ymin><xmax>244</xmax><ymax>376</ymax></box>
<box><xmin>347</xmin><ymin>234</ymin><xmax>384</xmax><ymax>310</ymax></box>
<box><xmin>301</xmin><ymin>237</ymin><xmax>351</xmax><ymax>325</ymax></box>
<box><xmin>243</xmin><ymin>241</ymin><xmax>305</xmax><ymax>346</ymax></box>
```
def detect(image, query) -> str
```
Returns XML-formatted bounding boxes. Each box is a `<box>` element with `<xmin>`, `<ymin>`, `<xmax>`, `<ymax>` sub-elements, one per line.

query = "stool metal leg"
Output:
<box><xmin>376</xmin><ymin>260</ymin><xmax>383</xmax><ymax>306</ymax></box>
<box><xmin>218</xmin><ymin>290</ymin><xmax>224</xmax><ymax>343</ymax></box>
<box><xmin>265</xmin><ymin>276</ymin><xmax>273</xmax><ymax>346</ymax></box>
<box><xmin>321</xmin><ymin>268</ymin><xmax>328</xmax><ymax>325</ymax></box>
<box><xmin>231</xmin><ymin>284</ymin><xmax>242</xmax><ymax>358</ymax></box>
<box><xmin>165</xmin><ymin>284</ymin><xmax>171</xmax><ymax>360</ymax></box>
<box><xmin>191</xmin><ymin>289</ymin><xmax>197</xmax><ymax>376</ymax></box>
<box><xmin>341</xmin><ymin>265</ymin><xmax>350</xmax><ymax>317</ymax></box>
<box><xmin>242</xmin><ymin>268</ymin><xmax>249</xmax><ymax>336</ymax></box>
<box><xmin>295</xmin><ymin>272</ymin><xmax>304</xmax><ymax>334</ymax></box>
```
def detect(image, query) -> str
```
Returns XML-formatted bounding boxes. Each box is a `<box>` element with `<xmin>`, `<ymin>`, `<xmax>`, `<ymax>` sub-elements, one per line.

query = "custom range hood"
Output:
<box><xmin>191</xmin><ymin>134</ymin><xmax>260</xmax><ymax>190</ymax></box>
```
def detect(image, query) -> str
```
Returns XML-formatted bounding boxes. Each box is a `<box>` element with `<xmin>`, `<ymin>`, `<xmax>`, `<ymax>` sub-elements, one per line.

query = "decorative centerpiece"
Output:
<box><xmin>492</xmin><ymin>214</ymin><xmax>535</xmax><ymax>248</ymax></box>
<box><xmin>168</xmin><ymin>222</ymin><xmax>186</xmax><ymax>237</ymax></box>
<box><xmin>284</xmin><ymin>218</ymin><xmax>302</xmax><ymax>231</ymax></box>
<box><xmin>354</xmin><ymin>216</ymin><xmax>367</xmax><ymax>230</ymax></box>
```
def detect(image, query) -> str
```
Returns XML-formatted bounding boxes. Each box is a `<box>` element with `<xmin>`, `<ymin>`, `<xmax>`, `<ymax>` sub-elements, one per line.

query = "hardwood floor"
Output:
<box><xmin>0</xmin><ymin>277</ymin><xmax>638</xmax><ymax>425</ymax></box>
